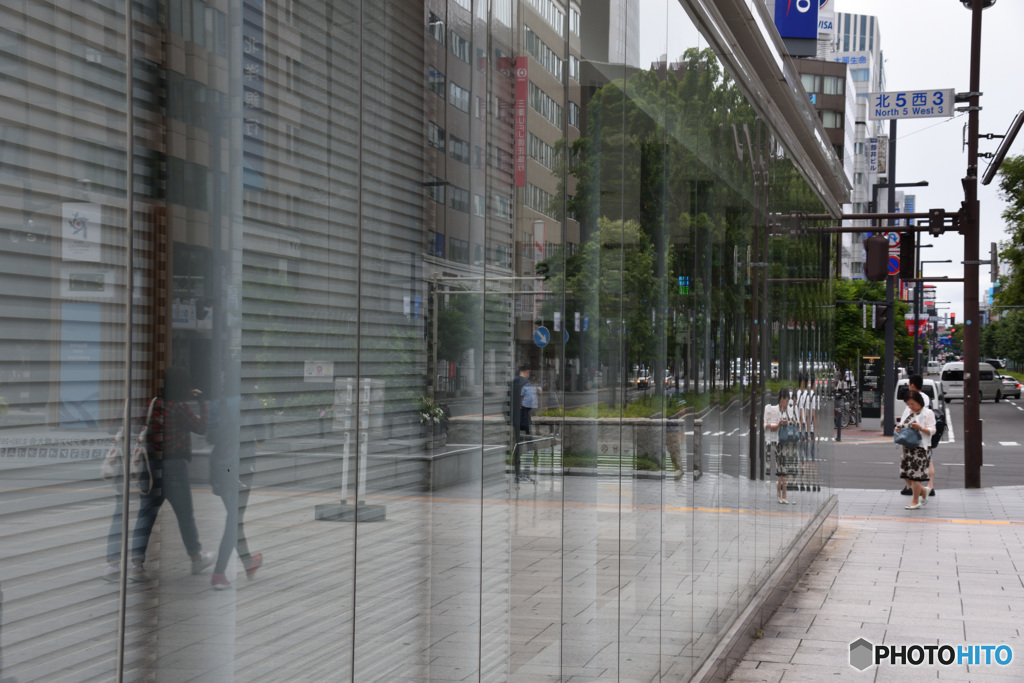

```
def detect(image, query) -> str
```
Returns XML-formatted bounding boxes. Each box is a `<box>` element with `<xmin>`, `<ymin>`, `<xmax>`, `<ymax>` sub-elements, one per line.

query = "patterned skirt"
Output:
<box><xmin>900</xmin><ymin>445</ymin><xmax>930</xmax><ymax>481</ymax></box>
<box><xmin>769</xmin><ymin>442</ymin><xmax>793</xmax><ymax>478</ymax></box>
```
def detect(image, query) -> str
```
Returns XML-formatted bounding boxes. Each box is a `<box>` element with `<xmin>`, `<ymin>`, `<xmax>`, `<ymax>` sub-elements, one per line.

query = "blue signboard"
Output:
<box><xmin>774</xmin><ymin>0</ymin><xmax>818</xmax><ymax>40</ymax></box>
<box><xmin>534</xmin><ymin>326</ymin><xmax>550</xmax><ymax>347</ymax></box>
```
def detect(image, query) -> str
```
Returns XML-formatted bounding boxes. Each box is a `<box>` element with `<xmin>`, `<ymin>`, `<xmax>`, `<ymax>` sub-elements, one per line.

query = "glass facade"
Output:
<box><xmin>0</xmin><ymin>0</ymin><xmax>843</xmax><ymax>680</ymax></box>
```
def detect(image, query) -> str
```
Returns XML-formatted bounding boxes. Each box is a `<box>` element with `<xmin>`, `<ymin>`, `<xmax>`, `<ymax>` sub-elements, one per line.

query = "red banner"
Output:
<box><xmin>904</xmin><ymin>319</ymin><xmax>927</xmax><ymax>336</ymax></box>
<box><xmin>514</xmin><ymin>57</ymin><xmax>528</xmax><ymax>187</ymax></box>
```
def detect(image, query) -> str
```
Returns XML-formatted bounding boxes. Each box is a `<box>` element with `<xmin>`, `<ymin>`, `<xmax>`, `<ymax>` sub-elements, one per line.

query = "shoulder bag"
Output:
<box><xmin>131</xmin><ymin>398</ymin><xmax>158</xmax><ymax>494</ymax></box>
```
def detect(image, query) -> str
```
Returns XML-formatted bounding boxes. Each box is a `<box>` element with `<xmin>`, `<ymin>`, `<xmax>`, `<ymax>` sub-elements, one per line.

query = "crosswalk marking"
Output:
<box><xmin>999</xmin><ymin>442</ymin><xmax>1020</xmax><ymax>447</ymax></box>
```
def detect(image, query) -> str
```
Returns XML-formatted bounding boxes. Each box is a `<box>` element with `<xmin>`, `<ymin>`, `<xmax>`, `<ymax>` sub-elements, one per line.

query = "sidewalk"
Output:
<box><xmin>729</xmin><ymin>486</ymin><xmax>1024</xmax><ymax>681</ymax></box>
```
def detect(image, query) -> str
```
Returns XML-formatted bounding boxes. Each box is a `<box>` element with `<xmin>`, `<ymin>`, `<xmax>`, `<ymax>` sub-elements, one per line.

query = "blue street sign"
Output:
<box><xmin>582</xmin><ymin>314</ymin><xmax>589</xmax><ymax>331</ymax></box>
<box><xmin>534</xmin><ymin>326</ymin><xmax>550</xmax><ymax>347</ymax></box>
<box><xmin>888</xmin><ymin>256</ymin><xmax>900</xmax><ymax>275</ymax></box>
<box><xmin>564</xmin><ymin>330</ymin><xmax>569</xmax><ymax>344</ymax></box>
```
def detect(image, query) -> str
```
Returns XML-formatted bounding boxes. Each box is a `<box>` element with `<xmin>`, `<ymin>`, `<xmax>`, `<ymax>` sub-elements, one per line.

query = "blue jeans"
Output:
<box><xmin>131</xmin><ymin>459</ymin><xmax>202</xmax><ymax>563</ymax></box>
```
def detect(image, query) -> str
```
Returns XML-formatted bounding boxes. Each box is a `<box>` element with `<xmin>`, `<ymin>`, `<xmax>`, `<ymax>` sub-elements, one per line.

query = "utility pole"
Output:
<box><xmin>883</xmin><ymin>121</ymin><xmax>897</xmax><ymax>437</ymax></box>
<box><xmin>963</xmin><ymin>0</ymin><xmax>984</xmax><ymax>488</ymax></box>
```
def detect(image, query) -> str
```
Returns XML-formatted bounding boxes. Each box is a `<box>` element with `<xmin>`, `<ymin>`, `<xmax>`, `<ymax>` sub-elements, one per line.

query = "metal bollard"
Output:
<box><xmin>693</xmin><ymin>418</ymin><xmax>703</xmax><ymax>480</ymax></box>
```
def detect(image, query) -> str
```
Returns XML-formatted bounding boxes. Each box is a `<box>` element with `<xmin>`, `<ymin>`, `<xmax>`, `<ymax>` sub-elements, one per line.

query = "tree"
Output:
<box><xmin>993</xmin><ymin>155</ymin><xmax>1024</xmax><ymax>309</ymax></box>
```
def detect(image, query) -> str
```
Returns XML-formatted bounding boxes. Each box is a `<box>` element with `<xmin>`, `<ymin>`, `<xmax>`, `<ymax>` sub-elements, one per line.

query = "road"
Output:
<box><xmin>834</xmin><ymin>395</ymin><xmax>1024</xmax><ymax>489</ymax></box>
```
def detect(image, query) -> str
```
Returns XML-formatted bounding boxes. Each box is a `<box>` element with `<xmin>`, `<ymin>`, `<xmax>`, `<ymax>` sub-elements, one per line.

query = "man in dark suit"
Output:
<box><xmin>511</xmin><ymin>363</ymin><xmax>531</xmax><ymax>482</ymax></box>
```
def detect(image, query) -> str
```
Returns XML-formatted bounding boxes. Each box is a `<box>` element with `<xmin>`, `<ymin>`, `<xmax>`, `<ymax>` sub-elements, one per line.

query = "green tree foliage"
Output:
<box><xmin>993</xmin><ymin>155</ymin><xmax>1024</xmax><ymax>309</ymax></box>
<box><xmin>832</xmin><ymin>278</ymin><xmax>913</xmax><ymax>371</ymax></box>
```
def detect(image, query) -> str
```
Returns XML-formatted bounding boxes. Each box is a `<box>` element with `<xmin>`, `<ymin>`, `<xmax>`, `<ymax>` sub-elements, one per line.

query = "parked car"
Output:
<box><xmin>999</xmin><ymin>375</ymin><xmax>1022</xmax><ymax>399</ymax></box>
<box><xmin>636</xmin><ymin>371</ymin><xmax>652</xmax><ymax>390</ymax></box>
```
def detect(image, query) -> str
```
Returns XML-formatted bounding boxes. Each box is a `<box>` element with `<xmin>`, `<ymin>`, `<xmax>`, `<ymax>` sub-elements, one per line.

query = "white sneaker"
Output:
<box><xmin>129</xmin><ymin>564</ymin><xmax>154</xmax><ymax>582</ymax></box>
<box><xmin>102</xmin><ymin>564</ymin><xmax>120</xmax><ymax>582</ymax></box>
<box><xmin>191</xmin><ymin>550</ymin><xmax>215</xmax><ymax>575</ymax></box>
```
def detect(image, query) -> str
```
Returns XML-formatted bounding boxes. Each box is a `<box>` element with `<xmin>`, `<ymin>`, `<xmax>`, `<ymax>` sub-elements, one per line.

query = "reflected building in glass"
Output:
<box><xmin>0</xmin><ymin>0</ymin><xmax>847</xmax><ymax>680</ymax></box>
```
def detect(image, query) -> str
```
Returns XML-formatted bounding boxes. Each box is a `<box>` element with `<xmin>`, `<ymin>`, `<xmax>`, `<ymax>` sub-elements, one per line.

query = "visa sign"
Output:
<box><xmin>775</xmin><ymin>0</ymin><xmax>819</xmax><ymax>40</ymax></box>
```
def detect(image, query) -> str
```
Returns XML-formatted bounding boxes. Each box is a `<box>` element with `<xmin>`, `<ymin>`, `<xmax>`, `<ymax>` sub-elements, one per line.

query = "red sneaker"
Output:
<box><xmin>244</xmin><ymin>553</ymin><xmax>263</xmax><ymax>580</ymax></box>
<box><xmin>211</xmin><ymin>573</ymin><xmax>231</xmax><ymax>590</ymax></box>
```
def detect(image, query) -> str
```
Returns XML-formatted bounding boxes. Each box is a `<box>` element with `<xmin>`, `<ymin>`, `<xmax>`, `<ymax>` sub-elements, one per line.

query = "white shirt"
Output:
<box><xmin>898</xmin><ymin>406</ymin><xmax>936</xmax><ymax>449</ymax></box>
<box><xmin>764</xmin><ymin>403</ymin><xmax>796</xmax><ymax>444</ymax></box>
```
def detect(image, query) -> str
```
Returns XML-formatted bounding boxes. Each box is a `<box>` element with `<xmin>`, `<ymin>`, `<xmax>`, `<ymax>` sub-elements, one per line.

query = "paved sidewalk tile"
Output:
<box><xmin>728</xmin><ymin>487</ymin><xmax>1024</xmax><ymax>682</ymax></box>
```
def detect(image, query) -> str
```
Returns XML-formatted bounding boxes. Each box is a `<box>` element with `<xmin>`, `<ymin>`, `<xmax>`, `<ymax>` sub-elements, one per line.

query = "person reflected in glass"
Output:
<box><xmin>899</xmin><ymin>390</ymin><xmax>935</xmax><ymax>510</ymax></box>
<box><xmin>129</xmin><ymin>367</ymin><xmax>213</xmax><ymax>581</ymax></box>
<box><xmin>207</xmin><ymin>384</ymin><xmax>265</xmax><ymax>590</ymax></box>
<box><xmin>518</xmin><ymin>371</ymin><xmax>540</xmax><ymax>483</ymax></box>
<box><xmin>510</xmin><ymin>363</ymin><xmax>530</xmax><ymax>482</ymax></box>
<box><xmin>764</xmin><ymin>388</ymin><xmax>795</xmax><ymax>504</ymax></box>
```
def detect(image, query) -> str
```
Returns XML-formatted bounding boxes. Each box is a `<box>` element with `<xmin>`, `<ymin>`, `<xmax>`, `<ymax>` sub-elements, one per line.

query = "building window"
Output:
<box><xmin>527</xmin><ymin>0</ymin><xmax>565</xmax><ymax>37</ymax></box>
<box><xmin>854</xmin><ymin>141</ymin><xmax>865</xmax><ymax>155</ymax></box>
<box><xmin>528</xmin><ymin>132</ymin><xmax>554</xmax><ymax>169</ymax></box>
<box><xmin>453</xmin><ymin>0</ymin><xmax>471</xmax><ymax>10</ymax></box>
<box><xmin>567</xmin><ymin>102</ymin><xmax>580</xmax><ymax>129</ymax></box>
<box><xmin>426</xmin><ymin>178</ymin><xmax>445</xmax><ymax>204</ymax></box>
<box><xmin>526</xmin><ymin>183</ymin><xmax>555</xmax><ymax>218</ymax></box>
<box><xmin>487</xmin><ymin>240</ymin><xmax>513</xmax><ymax>268</ymax></box>
<box><xmin>428</xmin><ymin>122</ymin><xmax>445</xmax><ymax>151</ymax></box>
<box><xmin>473</xmin><ymin>194</ymin><xmax>485</xmax><ymax>217</ymax></box>
<box><xmin>449</xmin><ymin>134</ymin><xmax>469</xmax><ymax>164</ymax></box>
<box><xmin>852</xmin><ymin>68</ymin><xmax>870</xmax><ymax>82</ymax></box>
<box><xmin>429</xmin><ymin>66</ymin><xmax>445</xmax><ymax>98</ymax></box>
<box><xmin>800</xmin><ymin>74</ymin><xmax>821</xmax><ymax>93</ymax></box>
<box><xmin>450</xmin><ymin>186</ymin><xmax>469</xmax><ymax>213</ymax></box>
<box><xmin>450</xmin><ymin>30</ymin><xmax>470</xmax><ymax>63</ymax></box>
<box><xmin>833</xmin><ymin>144</ymin><xmax>843</xmax><ymax>161</ymax></box>
<box><xmin>473</xmin><ymin>243</ymin><xmax>484</xmax><ymax>266</ymax></box>
<box><xmin>822</xmin><ymin>110</ymin><xmax>844</xmax><ymax>129</ymax></box>
<box><xmin>450</xmin><ymin>81</ymin><xmax>470</xmax><ymax>112</ymax></box>
<box><xmin>823</xmin><ymin>75</ymin><xmax>844</xmax><ymax>95</ymax></box>
<box><xmin>525</xmin><ymin>27</ymin><xmax>563</xmax><ymax>82</ymax></box>
<box><xmin>427</xmin><ymin>230</ymin><xmax>445</xmax><ymax>257</ymax></box>
<box><xmin>529</xmin><ymin>82</ymin><xmax>562</xmax><ymax>127</ymax></box>
<box><xmin>474</xmin><ymin>145</ymin><xmax>484</xmax><ymax>169</ymax></box>
<box><xmin>428</xmin><ymin>13</ymin><xmax>445</xmax><ymax>45</ymax></box>
<box><xmin>854</xmin><ymin>172</ymin><xmax>864</xmax><ymax>185</ymax></box>
<box><xmin>568</xmin><ymin>55</ymin><xmax>580</xmax><ymax>82</ymax></box>
<box><xmin>491</xmin><ymin>193</ymin><xmax>512</xmax><ymax>220</ymax></box>
<box><xmin>449</xmin><ymin>237</ymin><xmax>470</xmax><ymax>263</ymax></box>
<box><xmin>569</xmin><ymin>7</ymin><xmax>580</xmax><ymax>35</ymax></box>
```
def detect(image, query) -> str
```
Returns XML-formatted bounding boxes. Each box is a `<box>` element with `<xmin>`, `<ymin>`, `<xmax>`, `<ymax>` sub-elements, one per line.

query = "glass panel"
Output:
<box><xmin>0</xmin><ymin>0</ymin><xmax>839</xmax><ymax>680</ymax></box>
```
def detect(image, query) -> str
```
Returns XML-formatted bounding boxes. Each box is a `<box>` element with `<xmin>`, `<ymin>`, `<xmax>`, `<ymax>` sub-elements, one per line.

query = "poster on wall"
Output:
<box><xmin>61</xmin><ymin>203</ymin><xmax>102</xmax><ymax>262</ymax></box>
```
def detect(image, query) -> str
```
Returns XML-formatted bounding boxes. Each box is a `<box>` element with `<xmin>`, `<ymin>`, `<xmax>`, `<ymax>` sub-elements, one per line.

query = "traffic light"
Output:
<box><xmin>899</xmin><ymin>231</ymin><xmax>916</xmax><ymax>280</ymax></box>
<box><xmin>874</xmin><ymin>304</ymin><xmax>889</xmax><ymax>329</ymax></box>
<box><xmin>951</xmin><ymin>312</ymin><xmax>956</xmax><ymax>327</ymax></box>
<box><xmin>864</xmin><ymin>234</ymin><xmax>889</xmax><ymax>281</ymax></box>
<box><xmin>991</xmin><ymin>242</ymin><xmax>1000</xmax><ymax>282</ymax></box>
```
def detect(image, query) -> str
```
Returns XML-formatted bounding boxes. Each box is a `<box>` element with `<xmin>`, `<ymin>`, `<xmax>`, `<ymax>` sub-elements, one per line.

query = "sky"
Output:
<box><xmin>637</xmin><ymin>0</ymin><xmax>1024</xmax><ymax>323</ymax></box>
<box><xmin>843</xmin><ymin>0</ymin><xmax>1024</xmax><ymax>322</ymax></box>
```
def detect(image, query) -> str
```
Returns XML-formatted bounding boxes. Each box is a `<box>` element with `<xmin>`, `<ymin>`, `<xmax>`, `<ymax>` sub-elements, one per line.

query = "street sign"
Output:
<box><xmin>534</xmin><ymin>326</ymin><xmax>550</xmax><ymax>347</ymax></box>
<box><xmin>867</xmin><ymin>89</ymin><xmax>954</xmax><ymax>120</ymax></box>
<box><xmin>887</xmin><ymin>232</ymin><xmax>900</xmax><ymax>247</ymax></box>
<box><xmin>888</xmin><ymin>256</ymin><xmax>900</xmax><ymax>275</ymax></box>
<box><xmin>564</xmin><ymin>330</ymin><xmax>569</xmax><ymax>344</ymax></box>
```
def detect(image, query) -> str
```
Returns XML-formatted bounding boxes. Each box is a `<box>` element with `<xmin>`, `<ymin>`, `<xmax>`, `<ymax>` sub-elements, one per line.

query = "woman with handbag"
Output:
<box><xmin>764</xmin><ymin>388</ymin><xmax>796</xmax><ymax>504</ymax></box>
<box><xmin>897</xmin><ymin>390</ymin><xmax>935</xmax><ymax>510</ymax></box>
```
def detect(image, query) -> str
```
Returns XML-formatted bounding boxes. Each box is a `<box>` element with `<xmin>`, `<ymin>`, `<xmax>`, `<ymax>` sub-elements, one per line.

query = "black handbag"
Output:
<box><xmin>779</xmin><ymin>424</ymin><xmax>801</xmax><ymax>444</ymax></box>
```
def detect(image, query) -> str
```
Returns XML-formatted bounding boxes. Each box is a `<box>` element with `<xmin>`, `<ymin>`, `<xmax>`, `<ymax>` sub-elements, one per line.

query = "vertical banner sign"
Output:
<box><xmin>868</xmin><ymin>138</ymin><xmax>878</xmax><ymax>174</ymax></box>
<box><xmin>514</xmin><ymin>57</ymin><xmax>529</xmax><ymax>187</ymax></box>
<box><xmin>773</xmin><ymin>0</ymin><xmax>819</xmax><ymax>39</ymax></box>
<box><xmin>242</xmin><ymin>0</ymin><xmax>265</xmax><ymax>191</ymax></box>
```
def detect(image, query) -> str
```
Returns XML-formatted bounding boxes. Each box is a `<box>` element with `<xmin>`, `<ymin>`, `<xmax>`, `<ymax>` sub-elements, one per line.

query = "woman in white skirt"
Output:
<box><xmin>764</xmin><ymin>388</ymin><xmax>796</xmax><ymax>504</ymax></box>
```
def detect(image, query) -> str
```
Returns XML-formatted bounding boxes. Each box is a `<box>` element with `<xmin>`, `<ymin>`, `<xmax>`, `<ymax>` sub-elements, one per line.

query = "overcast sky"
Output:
<box><xmin>638</xmin><ymin>0</ymin><xmax>1024</xmax><ymax>322</ymax></box>
<box><xmin>845</xmin><ymin>0</ymin><xmax>1024</xmax><ymax>322</ymax></box>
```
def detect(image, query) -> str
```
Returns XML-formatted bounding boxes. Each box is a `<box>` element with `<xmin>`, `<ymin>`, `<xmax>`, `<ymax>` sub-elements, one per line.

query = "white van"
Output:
<box><xmin>940</xmin><ymin>361</ymin><xmax>1004</xmax><ymax>402</ymax></box>
<box><xmin>926</xmin><ymin>361</ymin><xmax>942</xmax><ymax>375</ymax></box>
